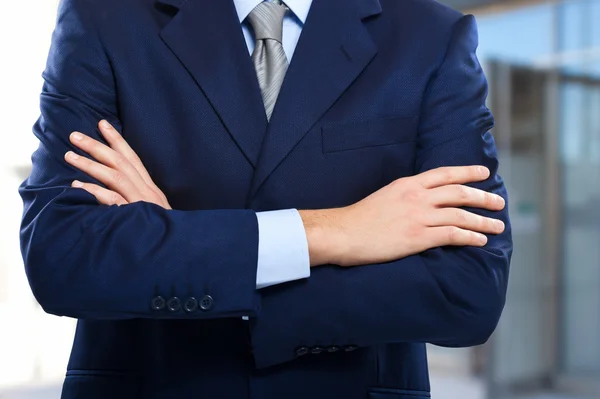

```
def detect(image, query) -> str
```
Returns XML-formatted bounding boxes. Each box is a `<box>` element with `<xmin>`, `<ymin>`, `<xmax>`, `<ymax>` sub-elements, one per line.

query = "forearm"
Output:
<box><xmin>20</xmin><ymin>183</ymin><xmax>261</xmax><ymax>320</ymax></box>
<box><xmin>250</xmin><ymin>236</ymin><xmax>509</xmax><ymax>368</ymax></box>
<box><xmin>255</xmin><ymin>173</ymin><xmax>510</xmax><ymax>369</ymax></box>
<box><xmin>298</xmin><ymin>208</ymin><xmax>347</xmax><ymax>268</ymax></box>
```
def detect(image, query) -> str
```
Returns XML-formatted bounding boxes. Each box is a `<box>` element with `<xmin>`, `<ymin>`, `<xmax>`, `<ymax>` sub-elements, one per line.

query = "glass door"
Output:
<box><xmin>557</xmin><ymin>74</ymin><xmax>600</xmax><ymax>396</ymax></box>
<box><xmin>485</xmin><ymin>60</ymin><xmax>600</xmax><ymax>398</ymax></box>
<box><xmin>485</xmin><ymin>61</ymin><xmax>562</xmax><ymax>398</ymax></box>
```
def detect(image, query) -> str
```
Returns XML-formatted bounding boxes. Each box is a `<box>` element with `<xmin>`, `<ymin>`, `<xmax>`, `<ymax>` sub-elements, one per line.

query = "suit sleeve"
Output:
<box><xmin>18</xmin><ymin>0</ymin><xmax>261</xmax><ymax>320</ymax></box>
<box><xmin>249</xmin><ymin>14</ymin><xmax>513</xmax><ymax>368</ymax></box>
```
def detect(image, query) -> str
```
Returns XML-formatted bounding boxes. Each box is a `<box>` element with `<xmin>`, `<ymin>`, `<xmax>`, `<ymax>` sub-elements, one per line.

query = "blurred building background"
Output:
<box><xmin>0</xmin><ymin>0</ymin><xmax>599</xmax><ymax>398</ymax></box>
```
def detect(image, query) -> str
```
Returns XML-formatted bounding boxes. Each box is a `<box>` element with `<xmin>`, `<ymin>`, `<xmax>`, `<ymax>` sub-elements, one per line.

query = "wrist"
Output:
<box><xmin>298</xmin><ymin>208</ymin><xmax>348</xmax><ymax>267</ymax></box>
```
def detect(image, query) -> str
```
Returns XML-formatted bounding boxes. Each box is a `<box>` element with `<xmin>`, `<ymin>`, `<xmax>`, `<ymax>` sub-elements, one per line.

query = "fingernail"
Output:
<box><xmin>66</xmin><ymin>151</ymin><xmax>79</xmax><ymax>160</ymax></box>
<box><xmin>100</xmin><ymin>120</ymin><xmax>112</xmax><ymax>129</ymax></box>
<box><xmin>495</xmin><ymin>220</ymin><xmax>505</xmax><ymax>230</ymax></box>
<box><xmin>72</xmin><ymin>180</ymin><xmax>83</xmax><ymax>188</ymax></box>
<box><xmin>71</xmin><ymin>132</ymin><xmax>83</xmax><ymax>141</ymax></box>
<box><xmin>479</xmin><ymin>234</ymin><xmax>488</xmax><ymax>245</ymax></box>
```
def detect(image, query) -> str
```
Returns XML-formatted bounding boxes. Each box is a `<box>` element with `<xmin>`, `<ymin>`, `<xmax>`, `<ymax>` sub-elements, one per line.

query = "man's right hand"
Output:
<box><xmin>299</xmin><ymin>166</ymin><xmax>506</xmax><ymax>267</ymax></box>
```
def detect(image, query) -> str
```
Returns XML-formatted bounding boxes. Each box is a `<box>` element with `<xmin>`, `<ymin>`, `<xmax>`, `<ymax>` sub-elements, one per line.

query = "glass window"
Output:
<box><xmin>559</xmin><ymin>79</ymin><xmax>600</xmax><ymax>377</ymax></box>
<box><xmin>559</xmin><ymin>1</ymin><xmax>586</xmax><ymax>52</ymax></box>
<box><xmin>470</xmin><ymin>0</ymin><xmax>600</xmax><ymax>392</ymax></box>
<box><xmin>559</xmin><ymin>0</ymin><xmax>600</xmax><ymax>77</ymax></box>
<box><xmin>476</xmin><ymin>4</ymin><xmax>554</xmax><ymax>64</ymax></box>
<box><xmin>560</xmin><ymin>83</ymin><xmax>586</xmax><ymax>165</ymax></box>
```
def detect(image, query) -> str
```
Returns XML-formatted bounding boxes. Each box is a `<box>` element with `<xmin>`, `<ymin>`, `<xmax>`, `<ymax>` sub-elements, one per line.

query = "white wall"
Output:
<box><xmin>0</xmin><ymin>0</ymin><xmax>76</xmax><ymax>390</ymax></box>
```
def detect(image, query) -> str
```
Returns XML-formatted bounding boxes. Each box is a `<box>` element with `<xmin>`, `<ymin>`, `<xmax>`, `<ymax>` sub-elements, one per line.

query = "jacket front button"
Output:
<box><xmin>295</xmin><ymin>346</ymin><xmax>309</xmax><ymax>357</ymax></box>
<box><xmin>183</xmin><ymin>297</ymin><xmax>198</xmax><ymax>313</ymax></box>
<box><xmin>199</xmin><ymin>295</ymin><xmax>213</xmax><ymax>311</ymax></box>
<box><xmin>150</xmin><ymin>296</ymin><xmax>166</xmax><ymax>311</ymax></box>
<box><xmin>167</xmin><ymin>297</ymin><xmax>182</xmax><ymax>312</ymax></box>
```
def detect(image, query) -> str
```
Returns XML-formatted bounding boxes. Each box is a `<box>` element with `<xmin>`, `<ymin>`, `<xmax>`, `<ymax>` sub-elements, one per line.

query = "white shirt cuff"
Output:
<box><xmin>255</xmin><ymin>209</ymin><xmax>310</xmax><ymax>290</ymax></box>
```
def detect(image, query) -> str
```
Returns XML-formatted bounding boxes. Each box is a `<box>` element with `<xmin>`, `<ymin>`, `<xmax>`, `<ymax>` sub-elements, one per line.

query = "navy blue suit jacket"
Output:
<box><xmin>19</xmin><ymin>0</ymin><xmax>512</xmax><ymax>397</ymax></box>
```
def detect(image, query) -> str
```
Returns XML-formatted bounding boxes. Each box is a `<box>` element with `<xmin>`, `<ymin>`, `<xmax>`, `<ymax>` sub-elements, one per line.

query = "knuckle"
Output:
<box><xmin>478</xmin><ymin>216</ymin><xmax>490</xmax><ymax>230</ymax></box>
<box><xmin>455</xmin><ymin>209</ymin><xmax>469</xmax><ymax>224</ymax></box>
<box><xmin>405</xmin><ymin>190</ymin><xmax>421</xmax><ymax>203</ymax></box>
<box><xmin>408</xmin><ymin>224</ymin><xmax>424</xmax><ymax>240</ymax></box>
<box><xmin>113</xmin><ymin>155</ymin><xmax>129</xmax><ymax>170</ymax></box>
<box><xmin>391</xmin><ymin>177</ymin><xmax>409</xmax><ymax>191</ymax></box>
<box><xmin>459</xmin><ymin>185</ymin><xmax>470</xmax><ymax>200</ymax></box>
<box><xmin>158</xmin><ymin>191</ymin><xmax>168</xmax><ymax>202</ymax></box>
<box><xmin>466</xmin><ymin>231</ymin><xmax>478</xmax><ymax>244</ymax></box>
<box><xmin>442</xmin><ymin>168</ymin><xmax>454</xmax><ymax>182</ymax></box>
<box><xmin>403</xmin><ymin>185</ymin><xmax>424</xmax><ymax>203</ymax></box>
<box><xmin>130</xmin><ymin>153</ymin><xmax>143</xmax><ymax>165</ymax></box>
<box><xmin>145</xmin><ymin>190</ymin><xmax>160</xmax><ymax>202</ymax></box>
<box><xmin>470</xmin><ymin>231</ymin><xmax>485</xmax><ymax>245</ymax></box>
<box><xmin>476</xmin><ymin>217</ymin><xmax>492</xmax><ymax>233</ymax></box>
<box><xmin>420</xmin><ymin>209</ymin><xmax>433</xmax><ymax>225</ymax></box>
<box><xmin>447</xmin><ymin>226</ymin><xmax>461</xmax><ymax>242</ymax></box>
<box><xmin>110</xmin><ymin>192</ymin><xmax>121</xmax><ymax>205</ymax></box>
<box><xmin>483</xmin><ymin>192</ymin><xmax>495</xmax><ymax>206</ymax></box>
<box><xmin>111</xmin><ymin>171</ymin><xmax>125</xmax><ymax>187</ymax></box>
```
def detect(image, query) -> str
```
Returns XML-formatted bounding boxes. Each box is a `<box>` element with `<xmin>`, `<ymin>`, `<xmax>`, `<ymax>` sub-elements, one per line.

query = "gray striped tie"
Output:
<box><xmin>247</xmin><ymin>1</ymin><xmax>289</xmax><ymax>121</ymax></box>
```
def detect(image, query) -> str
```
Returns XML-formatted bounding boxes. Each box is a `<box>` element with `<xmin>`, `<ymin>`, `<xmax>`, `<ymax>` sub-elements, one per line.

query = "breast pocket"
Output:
<box><xmin>321</xmin><ymin>116</ymin><xmax>419</xmax><ymax>154</ymax></box>
<box><xmin>367</xmin><ymin>387</ymin><xmax>431</xmax><ymax>399</ymax></box>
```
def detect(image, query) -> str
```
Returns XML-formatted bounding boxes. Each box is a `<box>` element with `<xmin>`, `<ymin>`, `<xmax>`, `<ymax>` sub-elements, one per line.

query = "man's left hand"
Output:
<box><xmin>64</xmin><ymin>120</ymin><xmax>172</xmax><ymax>210</ymax></box>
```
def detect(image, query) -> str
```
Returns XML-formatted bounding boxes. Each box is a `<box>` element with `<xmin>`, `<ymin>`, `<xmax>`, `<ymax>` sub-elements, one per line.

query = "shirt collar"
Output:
<box><xmin>233</xmin><ymin>0</ymin><xmax>312</xmax><ymax>25</ymax></box>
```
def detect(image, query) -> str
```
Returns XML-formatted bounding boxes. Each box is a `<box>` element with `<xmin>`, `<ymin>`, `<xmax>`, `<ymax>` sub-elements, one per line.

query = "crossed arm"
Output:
<box><xmin>19</xmin><ymin>1</ymin><xmax>511</xmax><ymax>369</ymax></box>
<box><xmin>64</xmin><ymin>120</ymin><xmax>504</xmax><ymax>268</ymax></box>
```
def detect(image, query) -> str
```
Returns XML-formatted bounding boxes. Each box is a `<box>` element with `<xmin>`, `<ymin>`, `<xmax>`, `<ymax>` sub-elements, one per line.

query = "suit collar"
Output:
<box><xmin>157</xmin><ymin>0</ymin><xmax>268</xmax><ymax>167</ymax></box>
<box><xmin>156</xmin><ymin>0</ymin><xmax>381</xmax><ymax>23</ymax></box>
<box><xmin>154</xmin><ymin>0</ymin><xmax>382</xmax><ymax>190</ymax></box>
<box><xmin>247</xmin><ymin>0</ymin><xmax>382</xmax><ymax>201</ymax></box>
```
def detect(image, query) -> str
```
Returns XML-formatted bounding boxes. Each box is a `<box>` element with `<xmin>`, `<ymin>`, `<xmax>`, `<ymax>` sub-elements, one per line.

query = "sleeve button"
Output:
<box><xmin>344</xmin><ymin>345</ymin><xmax>358</xmax><ymax>352</ymax></box>
<box><xmin>327</xmin><ymin>346</ymin><xmax>340</xmax><ymax>353</ymax></box>
<box><xmin>167</xmin><ymin>297</ymin><xmax>182</xmax><ymax>312</ymax></box>
<box><xmin>199</xmin><ymin>295</ymin><xmax>213</xmax><ymax>310</ymax></box>
<box><xmin>295</xmin><ymin>346</ymin><xmax>309</xmax><ymax>357</ymax></box>
<box><xmin>183</xmin><ymin>297</ymin><xmax>198</xmax><ymax>313</ymax></box>
<box><xmin>310</xmin><ymin>346</ymin><xmax>324</xmax><ymax>354</ymax></box>
<box><xmin>150</xmin><ymin>296</ymin><xmax>166</xmax><ymax>311</ymax></box>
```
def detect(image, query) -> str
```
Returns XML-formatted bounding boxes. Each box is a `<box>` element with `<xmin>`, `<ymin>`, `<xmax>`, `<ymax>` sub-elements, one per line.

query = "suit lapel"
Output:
<box><xmin>157</xmin><ymin>0</ymin><xmax>267</xmax><ymax>167</ymax></box>
<box><xmin>248</xmin><ymin>0</ymin><xmax>382</xmax><ymax>200</ymax></box>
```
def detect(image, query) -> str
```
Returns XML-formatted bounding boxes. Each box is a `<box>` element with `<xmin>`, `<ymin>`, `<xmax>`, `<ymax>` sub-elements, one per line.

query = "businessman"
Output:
<box><xmin>19</xmin><ymin>0</ymin><xmax>512</xmax><ymax>398</ymax></box>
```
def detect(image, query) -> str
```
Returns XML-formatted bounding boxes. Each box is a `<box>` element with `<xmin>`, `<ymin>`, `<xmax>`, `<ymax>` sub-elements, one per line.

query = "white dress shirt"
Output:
<box><xmin>236</xmin><ymin>0</ymin><xmax>314</xmax><ymax>289</ymax></box>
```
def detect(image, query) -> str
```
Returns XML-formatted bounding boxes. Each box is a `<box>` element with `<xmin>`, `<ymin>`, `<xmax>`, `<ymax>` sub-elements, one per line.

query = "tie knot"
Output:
<box><xmin>247</xmin><ymin>1</ymin><xmax>287</xmax><ymax>43</ymax></box>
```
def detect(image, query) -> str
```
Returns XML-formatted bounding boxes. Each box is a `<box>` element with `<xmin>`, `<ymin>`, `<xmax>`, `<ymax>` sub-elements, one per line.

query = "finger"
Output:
<box><xmin>428</xmin><ymin>208</ymin><xmax>505</xmax><ymax>235</ymax></box>
<box><xmin>98</xmin><ymin>120</ymin><xmax>158</xmax><ymax>191</ymax></box>
<box><xmin>71</xmin><ymin>180</ymin><xmax>128</xmax><ymax>206</ymax></box>
<box><xmin>429</xmin><ymin>185</ymin><xmax>505</xmax><ymax>211</ymax></box>
<box><xmin>65</xmin><ymin>151</ymin><xmax>143</xmax><ymax>203</ymax></box>
<box><xmin>97</xmin><ymin>121</ymin><xmax>169</xmax><ymax>203</ymax></box>
<box><xmin>427</xmin><ymin>226</ymin><xmax>488</xmax><ymax>247</ymax></box>
<box><xmin>69</xmin><ymin>131</ymin><xmax>148</xmax><ymax>193</ymax></box>
<box><xmin>417</xmin><ymin>166</ymin><xmax>490</xmax><ymax>189</ymax></box>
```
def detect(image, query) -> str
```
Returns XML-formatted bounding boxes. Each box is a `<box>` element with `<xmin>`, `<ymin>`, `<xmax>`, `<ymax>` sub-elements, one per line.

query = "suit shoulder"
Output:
<box><xmin>383</xmin><ymin>0</ymin><xmax>464</xmax><ymax>31</ymax></box>
<box><xmin>57</xmin><ymin>0</ymin><xmax>149</xmax><ymax>17</ymax></box>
